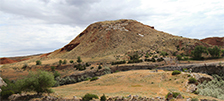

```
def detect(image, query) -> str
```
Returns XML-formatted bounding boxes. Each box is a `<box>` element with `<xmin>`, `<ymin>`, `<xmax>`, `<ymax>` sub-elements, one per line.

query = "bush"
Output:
<box><xmin>152</xmin><ymin>58</ymin><xmax>156</xmax><ymax>62</ymax></box>
<box><xmin>176</xmin><ymin>55</ymin><xmax>182</xmax><ymax>60</ymax></box>
<box><xmin>70</xmin><ymin>60</ymin><xmax>74</xmax><ymax>63</ymax></box>
<box><xmin>111</xmin><ymin>60</ymin><xmax>126</xmax><ymax>65</ymax></box>
<box><xmin>91</xmin><ymin>67</ymin><xmax>94</xmax><ymax>69</ymax></box>
<box><xmin>83</xmin><ymin>93</ymin><xmax>99</xmax><ymax>101</ymax></box>
<box><xmin>86</xmin><ymin>62</ymin><xmax>91</xmax><ymax>67</ymax></box>
<box><xmin>188</xmin><ymin>77</ymin><xmax>197</xmax><ymax>84</ymax></box>
<box><xmin>144</xmin><ymin>58</ymin><xmax>152</xmax><ymax>62</ymax></box>
<box><xmin>128</xmin><ymin>59</ymin><xmax>143</xmax><ymax>64</ymax></box>
<box><xmin>157</xmin><ymin>57</ymin><xmax>164</xmax><ymax>62</ymax></box>
<box><xmin>53</xmin><ymin>71</ymin><xmax>60</xmax><ymax>78</ymax></box>
<box><xmin>197</xmin><ymin>75</ymin><xmax>224</xmax><ymax>99</ymax></box>
<box><xmin>98</xmin><ymin>65</ymin><xmax>102</xmax><ymax>69</ymax></box>
<box><xmin>51</xmin><ymin>66</ymin><xmax>56</xmax><ymax>71</ymax></box>
<box><xmin>0</xmin><ymin>90</ymin><xmax>14</xmax><ymax>99</ymax></box>
<box><xmin>165</xmin><ymin>92</ymin><xmax>180</xmax><ymax>98</ymax></box>
<box><xmin>100</xmin><ymin>94</ymin><xmax>106</xmax><ymax>101</ymax></box>
<box><xmin>62</xmin><ymin>60</ymin><xmax>67</xmax><ymax>64</ymax></box>
<box><xmin>18</xmin><ymin>70</ymin><xmax>56</xmax><ymax>95</ymax></box>
<box><xmin>77</xmin><ymin>56</ymin><xmax>82</xmax><ymax>64</ymax></box>
<box><xmin>90</xmin><ymin>77</ymin><xmax>98</xmax><ymax>81</ymax></box>
<box><xmin>172</xmin><ymin>70</ymin><xmax>181</xmax><ymax>75</ymax></box>
<box><xmin>191</xmin><ymin>98</ymin><xmax>199</xmax><ymax>101</ymax></box>
<box><xmin>59</xmin><ymin>60</ymin><xmax>62</xmax><ymax>65</ymax></box>
<box><xmin>22</xmin><ymin>64</ymin><xmax>28</xmax><ymax>70</ymax></box>
<box><xmin>74</xmin><ymin>64</ymin><xmax>86</xmax><ymax>71</ymax></box>
<box><xmin>160</xmin><ymin>51</ymin><xmax>168</xmax><ymax>57</ymax></box>
<box><xmin>36</xmin><ymin>60</ymin><xmax>41</xmax><ymax>65</ymax></box>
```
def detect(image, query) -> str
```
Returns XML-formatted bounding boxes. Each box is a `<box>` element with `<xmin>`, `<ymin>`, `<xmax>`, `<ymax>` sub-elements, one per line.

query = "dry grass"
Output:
<box><xmin>52</xmin><ymin>70</ymin><xmax>218</xmax><ymax>100</ymax></box>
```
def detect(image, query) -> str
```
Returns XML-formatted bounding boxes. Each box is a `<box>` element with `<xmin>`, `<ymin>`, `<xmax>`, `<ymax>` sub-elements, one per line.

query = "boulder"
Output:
<box><xmin>0</xmin><ymin>77</ymin><xmax>7</xmax><ymax>92</ymax></box>
<box><xmin>186</xmin><ymin>84</ymin><xmax>197</xmax><ymax>93</ymax></box>
<box><xmin>166</xmin><ymin>93</ymin><xmax>173</xmax><ymax>100</ymax></box>
<box><xmin>191</xmin><ymin>73</ymin><xmax>213</xmax><ymax>83</ymax></box>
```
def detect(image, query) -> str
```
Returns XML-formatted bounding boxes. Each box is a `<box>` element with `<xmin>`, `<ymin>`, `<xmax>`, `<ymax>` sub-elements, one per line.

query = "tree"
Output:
<box><xmin>222</xmin><ymin>50</ymin><xmax>224</xmax><ymax>57</ymax></box>
<box><xmin>36</xmin><ymin>60</ymin><xmax>41</xmax><ymax>65</ymax></box>
<box><xmin>191</xmin><ymin>45</ymin><xmax>207</xmax><ymax>60</ymax></box>
<box><xmin>77</xmin><ymin>56</ymin><xmax>82</xmax><ymax>64</ymax></box>
<box><xmin>18</xmin><ymin>70</ymin><xmax>56</xmax><ymax>95</ymax></box>
<box><xmin>208</xmin><ymin>46</ymin><xmax>221</xmax><ymax>58</ymax></box>
<box><xmin>176</xmin><ymin>55</ymin><xmax>182</xmax><ymax>60</ymax></box>
<box><xmin>59</xmin><ymin>60</ymin><xmax>62</xmax><ymax>65</ymax></box>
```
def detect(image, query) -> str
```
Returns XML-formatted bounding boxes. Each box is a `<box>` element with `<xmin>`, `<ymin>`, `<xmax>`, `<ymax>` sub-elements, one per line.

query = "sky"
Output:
<box><xmin>0</xmin><ymin>0</ymin><xmax>224</xmax><ymax>57</ymax></box>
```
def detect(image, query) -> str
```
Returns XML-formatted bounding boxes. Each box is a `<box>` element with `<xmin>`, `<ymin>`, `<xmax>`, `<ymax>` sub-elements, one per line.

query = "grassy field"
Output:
<box><xmin>52</xmin><ymin>70</ymin><xmax>220</xmax><ymax>100</ymax></box>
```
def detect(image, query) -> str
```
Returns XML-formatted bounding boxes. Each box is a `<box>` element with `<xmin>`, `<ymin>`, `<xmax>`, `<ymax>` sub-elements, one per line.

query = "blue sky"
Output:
<box><xmin>0</xmin><ymin>0</ymin><xmax>224</xmax><ymax>57</ymax></box>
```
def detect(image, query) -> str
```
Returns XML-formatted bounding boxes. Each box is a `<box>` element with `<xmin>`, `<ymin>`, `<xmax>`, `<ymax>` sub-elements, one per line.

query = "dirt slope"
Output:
<box><xmin>49</xmin><ymin>19</ymin><xmax>209</xmax><ymax>61</ymax></box>
<box><xmin>200</xmin><ymin>37</ymin><xmax>224</xmax><ymax>47</ymax></box>
<box><xmin>0</xmin><ymin>57</ymin><xmax>17</xmax><ymax>64</ymax></box>
<box><xmin>53</xmin><ymin>70</ymin><xmax>218</xmax><ymax>100</ymax></box>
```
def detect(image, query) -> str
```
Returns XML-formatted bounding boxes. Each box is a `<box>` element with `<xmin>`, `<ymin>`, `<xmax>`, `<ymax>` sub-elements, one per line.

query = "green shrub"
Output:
<box><xmin>70</xmin><ymin>60</ymin><xmax>74</xmax><ymax>63</ymax></box>
<box><xmin>188</xmin><ymin>77</ymin><xmax>197</xmax><ymax>84</ymax></box>
<box><xmin>36</xmin><ymin>60</ymin><xmax>41</xmax><ymax>65</ymax></box>
<box><xmin>151</xmin><ymin>58</ymin><xmax>156</xmax><ymax>62</ymax></box>
<box><xmin>53</xmin><ymin>71</ymin><xmax>60</xmax><ymax>78</ymax></box>
<box><xmin>77</xmin><ymin>56</ymin><xmax>82</xmax><ymax>64</ymax></box>
<box><xmin>98</xmin><ymin>65</ymin><xmax>102</xmax><ymax>69</ymax></box>
<box><xmin>191</xmin><ymin>98</ymin><xmax>199</xmax><ymax>101</ymax></box>
<box><xmin>86</xmin><ymin>62</ymin><xmax>91</xmax><ymax>67</ymax></box>
<box><xmin>160</xmin><ymin>51</ymin><xmax>168</xmax><ymax>57</ymax></box>
<box><xmin>17</xmin><ymin>70</ymin><xmax>56</xmax><ymax>95</ymax></box>
<box><xmin>90</xmin><ymin>67</ymin><xmax>94</xmax><ymax>69</ymax></box>
<box><xmin>176</xmin><ymin>55</ymin><xmax>182</xmax><ymax>60</ymax></box>
<box><xmin>172</xmin><ymin>70</ymin><xmax>181</xmax><ymax>75</ymax></box>
<box><xmin>0</xmin><ymin>90</ymin><xmax>14</xmax><ymax>99</ymax></box>
<box><xmin>157</xmin><ymin>57</ymin><xmax>164</xmax><ymax>62</ymax></box>
<box><xmin>83</xmin><ymin>93</ymin><xmax>99</xmax><ymax>101</ymax></box>
<box><xmin>144</xmin><ymin>58</ymin><xmax>152</xmax><ymax>62</ymax></box>
<box><xmin>62</xmin><ymin>60</ymin><xmax>67</xmax><ymax>64</ymax></box>
<box><xmin>74</xmin><ymin>64</ymin><xmax>86</xmax><ymax>71</ymax></box>
<box><xmin>22</xmin><ymin>64</ymin><xmax>28</xmax><ymax>70</ymax></box>
<box><xmin>59</xmin><ymin>60</ymin><xmax>62</xmax><ymax>65</ymax></box>
<box><xmin>208</xmin><ymin>46</ymin><xmax>221</xmax><ymax>58</ymax></box>
<box><xmin>191</xmin><ymin>45</ymin><xmax>207</xmax><ymax>60</ymax></box>
<box><xmin>100</xmin><ymin>94</ymin><xmax>106</xmax><ymax>101</ymax></box>
<box><xmin>173</xmin><ymin>92</ymin><xmax>181</xmax><ymax>98</ymax></box>
<box><xmin>111</xmin><ymin>60</ymin><xmax>126</xmax><ymax>65</ymax></box>
<box><xmin>90</xmin><ymin>77</ymin><xmax>98</xmax><ymax>81</ymax></box>
<box><xmin>197</xmin><ymin>75</ymin><xmax>224</xmax><ymax>99</ymax></box>
<box><xmin>127</xmin><ymin>59</ymin><xmax>143</xmax><ymax>63</ymax></box>
<box><xmin>51</xmin><ymin>66</ymin><xmax>56</xmax><ymax>71</ymax></box>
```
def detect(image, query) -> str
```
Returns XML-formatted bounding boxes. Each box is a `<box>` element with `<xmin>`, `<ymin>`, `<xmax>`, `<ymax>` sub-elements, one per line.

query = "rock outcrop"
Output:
<box><xmin>0</xmin><ymin>77</ymin><xmax>7</xmax><ymax>92</ymax></box>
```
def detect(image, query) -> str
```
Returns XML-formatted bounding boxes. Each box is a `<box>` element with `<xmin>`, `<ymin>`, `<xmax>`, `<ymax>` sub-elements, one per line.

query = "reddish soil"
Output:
<box><xmin>0</xmin><ymin>57</ymin><xmax>18</xmax><ymax>64</ymax></box>
<box><xmin>200</xmin><ymin>37</ymin><xmax>224</xmax><ymax>47</ymax></box>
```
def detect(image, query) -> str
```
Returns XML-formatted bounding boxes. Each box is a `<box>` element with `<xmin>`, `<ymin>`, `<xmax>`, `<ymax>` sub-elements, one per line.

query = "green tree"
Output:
<box><xmin>222</xmin><ymin>50</ymin><xmax>224</xmax><ymax>57</ymax></box>
<box><xmin>77</xmin><ymin>56</ymin><xmax>82</xmax><ymax>64</ymax></box>
<box><xmin>208</xmin><ymin>46</ymin><xmax>221</xmax><ymax>58</ymax></box>
<box><xmin>53</xmin><ymin>71</ymin><xmax>60</xmax><ymax>78</ymax></box>
<box><xmin>83</xmin><ymin>93</ymin><xmax>99</xmax><ymax>101</ymax></box>
<box><xmin>18</xmin><ymin>70</ymin><xmax>56</xmax><ymax>95</ymax></box>
<box><xmin>36</xmin><ymin>60</ymin><xmax>41</xmax><ymax>65</ymax></box>
<box><xmin>59</xmin><ymin>60</ymin><xmax>62</xmax><ymax>65</ymax></box>
<box><xmin>191</xmin><ymin>45</ymin><xmax>207</xmax><ymax>60</ymax></box>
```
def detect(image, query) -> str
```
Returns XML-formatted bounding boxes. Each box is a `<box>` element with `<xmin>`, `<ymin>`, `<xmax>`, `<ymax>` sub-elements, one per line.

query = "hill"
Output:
<box><xmin>0</xmin><ymin>58</ymin><xmax>17</xmax><ymax>64</ymax></box>
<box><xmin>200</xmin><ymin>37</ymin><xmax>224</xmax><ymax>47</ymax></box>
<box><xmin>47</xmin><ymin>19</ymin><xmax>209</xmax><ymax>62</ymax></box>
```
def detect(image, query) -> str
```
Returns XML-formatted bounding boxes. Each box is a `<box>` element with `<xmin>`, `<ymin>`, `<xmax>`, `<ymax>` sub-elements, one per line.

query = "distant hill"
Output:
<box><xmin>200</xmin><ymin>37</ymin><xmax>224</xmax><ymax>47</ymax></box>
<box><xmin>0</xmin><ymin>57</ymin><xmax>17</xmax><ymax>64</ymax></box>
<box><xmin>48</xmin><ymin>19</ymin><xmax>209</xmax><ymax>61</ymax></box>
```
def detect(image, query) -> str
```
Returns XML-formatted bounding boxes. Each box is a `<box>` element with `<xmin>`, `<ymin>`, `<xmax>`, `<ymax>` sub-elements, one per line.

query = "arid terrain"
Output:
<box><xmin>1</xmin><ymin>19</ymin><xmax>224</xmax><ymax>101</ymax></box>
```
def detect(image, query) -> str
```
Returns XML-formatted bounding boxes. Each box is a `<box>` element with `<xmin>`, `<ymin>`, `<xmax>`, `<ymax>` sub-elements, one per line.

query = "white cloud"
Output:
<box><xmin>0</xmin><ymin>0</ymin><xmax>224</xmax><ymax>57</ymax></box>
